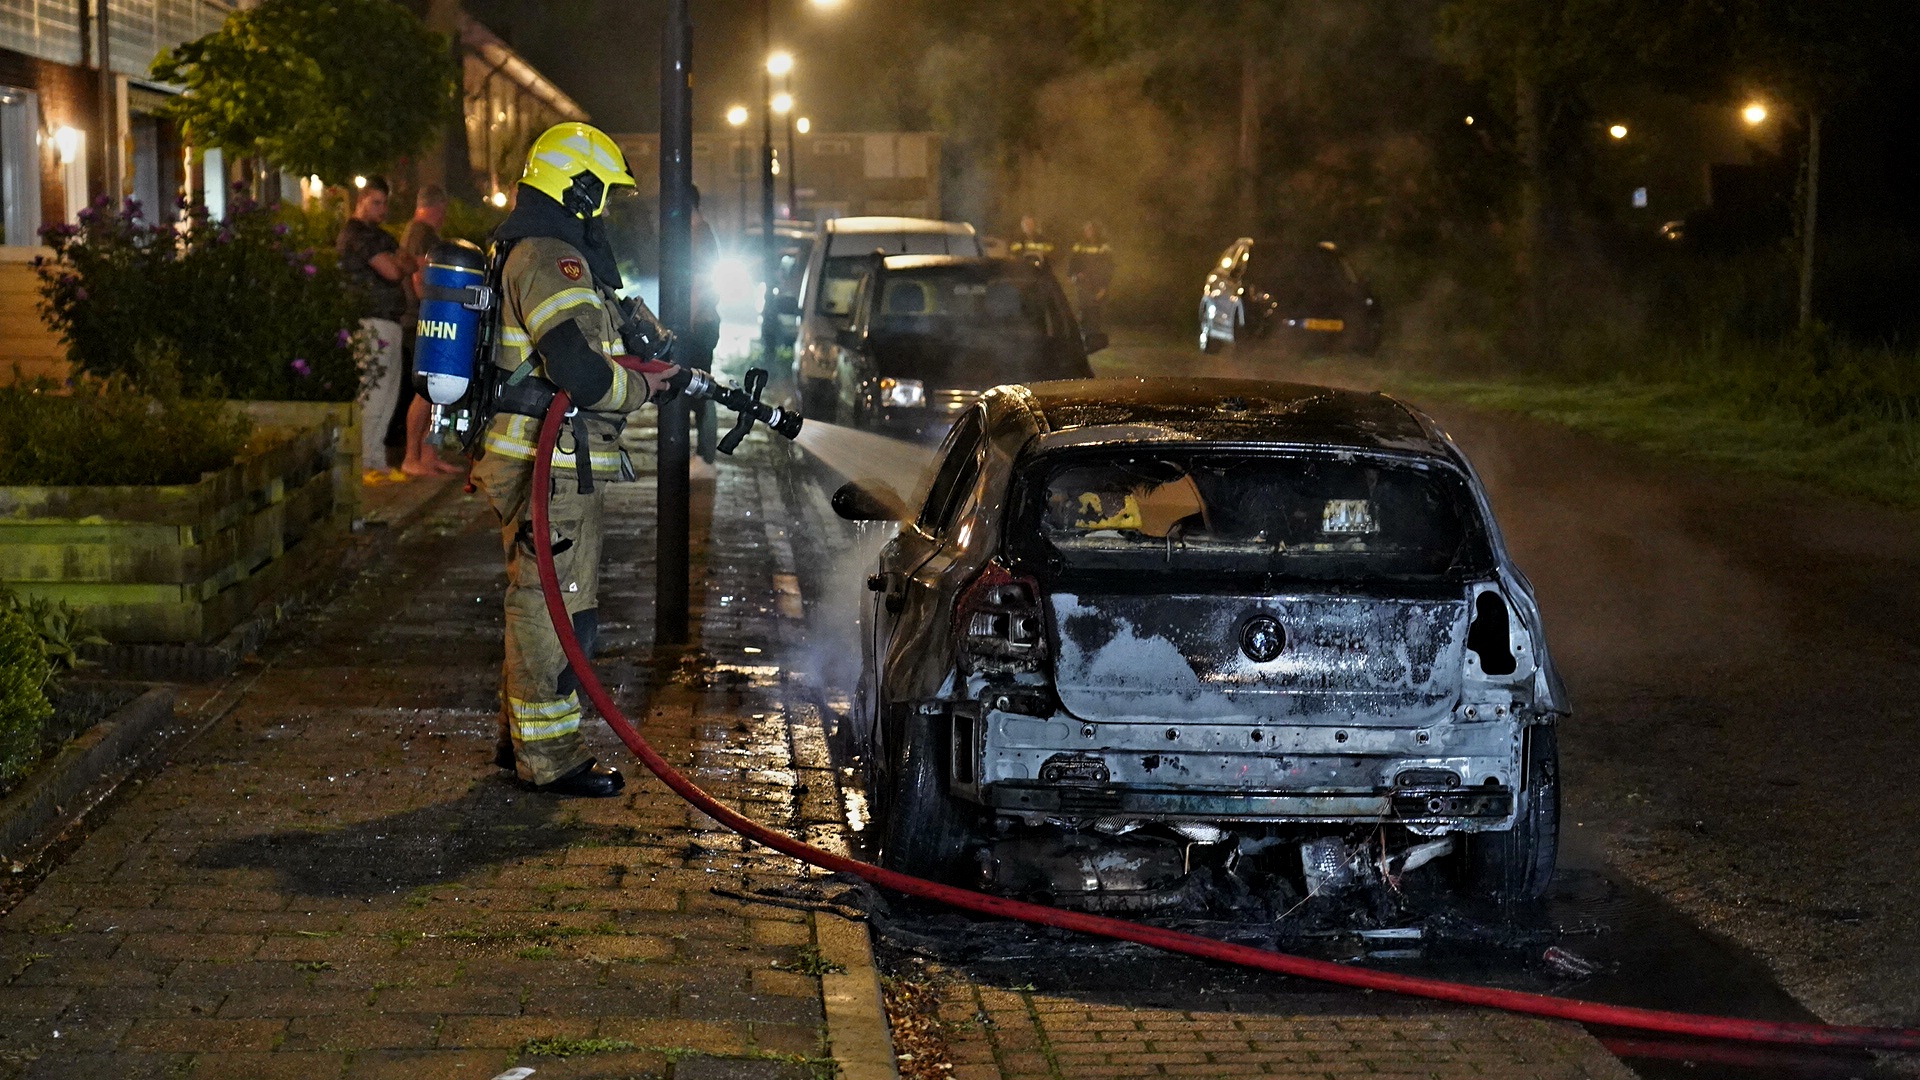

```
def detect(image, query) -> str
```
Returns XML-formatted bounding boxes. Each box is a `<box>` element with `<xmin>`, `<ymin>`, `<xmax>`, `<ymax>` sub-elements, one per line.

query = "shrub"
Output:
<box><xmin>0</xmin><ymin>374</ymin><xmax>254</xmax><ymax>486</ymax></box>
<box><xmin>0</xmin><ymin>589</ymin><xmax>106</xmax><ymax>673</ymax></box>
<box><xmin>0</xmin><ymin>604</ymin><xmax>52</xmax><ymax>785</ymax></box>
<box><xmin>37</xmin><ymin>195</ymin><xmax>370</xmax><ymax>401</ymax></box>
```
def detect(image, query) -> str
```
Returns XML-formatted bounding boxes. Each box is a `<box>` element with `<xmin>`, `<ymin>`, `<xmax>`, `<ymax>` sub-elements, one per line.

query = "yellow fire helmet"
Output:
<box><xmin>519</xmin><ymin>122</ymin><xmax>636</xmax><ymax>218</ymax></box>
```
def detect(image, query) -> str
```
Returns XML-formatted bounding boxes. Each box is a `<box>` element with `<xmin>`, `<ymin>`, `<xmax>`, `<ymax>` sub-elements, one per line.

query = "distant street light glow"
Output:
<box><xmin>771</xmin><ymin>92</ymin><xmax>794</xmax><ymax>116</ymax></box>
<box><xmin>810</xmin><ymin>0</ymin><xmax>844</xmax><ymax>8</ymax></box>
<box><xmin>1743</xmin><ymin>102</ymin><xmax>1769</xmax><ymax>125</ymax></box>
<box><xmin>726</xmin><ymin>104</ymin><xmax>749</xmax><ymax>127</ymax></box>
<box><xmin>1464</xmin><ymin>115</ymin><xmax>1474</xmax><ymax>125</ymax></box>
<box><xmin>353</xmin><ymin>175</ymin><xmax>367</xmax><ymax>189</ymax></box>
<box><xmin>491</xmin><ymin>190</ymin><xmax>508</xmax><ymax>208</ymax></box>
<box><xmin>796</xmin><ymin>117</ymin><xmax>811</xmax><ymax>135</ymax></box>
<box><xmin>767</xmin><ymin>51</ymin><xmax>794</xmax><ymax>77</ymax></box>
<box><xmin>1608</xmin><ymin>124</ymin><xmax>1628</xmax><ymax>140</ymax></box>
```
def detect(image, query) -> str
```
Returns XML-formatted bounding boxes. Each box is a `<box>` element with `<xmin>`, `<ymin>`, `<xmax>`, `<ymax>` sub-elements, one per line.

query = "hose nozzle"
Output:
<box><xmin>683</xmin><ymin>367</ymin><xmax>803</xmax><ymax>453</ymax></box>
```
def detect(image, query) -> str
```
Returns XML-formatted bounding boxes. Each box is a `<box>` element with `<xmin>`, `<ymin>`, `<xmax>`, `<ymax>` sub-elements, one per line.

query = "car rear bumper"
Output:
<box><xmin>981</xmin><ymin>783</ymin><xmax>1513</xmax><ymax>825</ymax></box>
<box><xmin>957</xmin><ymin>706</ymin><xmax>1528</xmax><ymax>831</ymax></box>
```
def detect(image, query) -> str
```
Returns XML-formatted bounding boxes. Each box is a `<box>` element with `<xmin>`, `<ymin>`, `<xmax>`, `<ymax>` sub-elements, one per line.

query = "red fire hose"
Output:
<box><xmin>527</xmin><ymin>377</ymin><xmax>1920</xmax><ymax>1054</ymax></box>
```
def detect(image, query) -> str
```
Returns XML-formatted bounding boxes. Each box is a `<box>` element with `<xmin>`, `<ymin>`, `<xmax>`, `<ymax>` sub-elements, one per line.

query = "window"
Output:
<box><xmin>0</xmin><ymin>87</ymin><xmax>39</xmax><ymax>244</ymax></box>
<box><xmin>918</xmin><ymin>411</ymin><xmax>984</xmax><ymax>534</ymax></box>
<box><xmin>1019</xmin><ymin>448</ymin><xmax>1494</xmax><ymax>583</ymax></box>
<box><xmin>816</xmin><ymin>254</ymin><xmax>870</xmax><ymax>317</ymax></box>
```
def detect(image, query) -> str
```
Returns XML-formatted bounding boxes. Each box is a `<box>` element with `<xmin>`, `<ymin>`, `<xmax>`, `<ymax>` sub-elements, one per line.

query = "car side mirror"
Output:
<box><xmin>773</xmin><ymin>293</ymin><xmax>800</xmax><ymax>316</ymax></box>
<box><xmin>832</xmin><ymin>481</ymin><xmax>901</xmax><ymax>522</ymax></box>
<box><xmin>1082</xmin><ymin>330</ymin><xmax>1110</xmax><ymax>354</ymax></box>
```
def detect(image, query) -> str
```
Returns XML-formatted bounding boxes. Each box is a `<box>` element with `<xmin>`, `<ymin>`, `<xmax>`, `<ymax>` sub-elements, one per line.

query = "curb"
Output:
<box><xmin>0</xmin><ymin>686</ymin><xmax>176</xmax><ymax>861</ymax></box>
<box><xmin>817</xmin><ymin>911</ymin><xmax>901</xmax><ymax>1080</ymax></box>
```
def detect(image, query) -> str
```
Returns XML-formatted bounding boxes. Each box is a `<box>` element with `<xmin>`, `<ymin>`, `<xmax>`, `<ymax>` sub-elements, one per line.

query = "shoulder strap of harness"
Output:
<box><xmin>459</xmin><ymin>238</ymin><xmax>520</xmax><ymax>460</ymax></box>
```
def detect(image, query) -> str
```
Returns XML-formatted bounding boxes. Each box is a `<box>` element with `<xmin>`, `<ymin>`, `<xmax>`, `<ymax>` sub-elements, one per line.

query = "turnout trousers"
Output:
<box><xmin>472</xmin><ymin>437</ymin><xmax>609</xmax><ymax>786</ymax></box>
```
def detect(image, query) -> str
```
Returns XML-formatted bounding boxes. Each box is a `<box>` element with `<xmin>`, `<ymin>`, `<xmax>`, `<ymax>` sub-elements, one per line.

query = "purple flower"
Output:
<box><xmin>302</xmin><ymin>264</ymin><xmax>317</xmax><ymax>277</ymax></box>
<box><xmin>273</xmin><ymin>223</ymin><xmax>290</xmax><ymax>236</ymax></box>
<box><xmin>291</xmin><ymin>358</ymin><xmax>311</xmax><ymax>376</ymax></box>
<box><xmin>73</xmin><ymin>287</ymin><xmax>88</xmax><ymax>301</ymax></box>
<box><xmin>335</xmin><ymin>328</ymin><xmax>352</xmax><ymax>346</ymax></box>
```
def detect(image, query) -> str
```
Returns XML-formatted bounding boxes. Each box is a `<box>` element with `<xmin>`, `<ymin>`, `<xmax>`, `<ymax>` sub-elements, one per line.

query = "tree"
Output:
<box><xmin>152</xmin><ymin>0</ymin><xmax>460</xmax><ymax>184</ymax></box>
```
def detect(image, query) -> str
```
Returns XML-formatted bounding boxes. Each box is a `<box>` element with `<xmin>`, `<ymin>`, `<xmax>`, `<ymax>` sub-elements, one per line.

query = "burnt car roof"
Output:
<box><xmin>1009</xmin><ymin>378</ymin><xmax>1450</xmax><ymax>457</ymax></box>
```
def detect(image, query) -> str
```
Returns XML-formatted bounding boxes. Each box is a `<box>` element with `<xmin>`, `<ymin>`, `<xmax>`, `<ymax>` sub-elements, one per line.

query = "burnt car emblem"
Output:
<box><xmin>1240</xmin><ymin>615</ymin><xmax>1286</xmax><ymax>662</ymax></box>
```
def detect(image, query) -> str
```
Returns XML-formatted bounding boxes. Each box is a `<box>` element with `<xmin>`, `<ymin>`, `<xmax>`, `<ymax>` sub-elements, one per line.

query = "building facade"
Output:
<box><xmin>614</xmin><ymin>130</ymin><xmax>944</xmax><ymax>238</ymax></box>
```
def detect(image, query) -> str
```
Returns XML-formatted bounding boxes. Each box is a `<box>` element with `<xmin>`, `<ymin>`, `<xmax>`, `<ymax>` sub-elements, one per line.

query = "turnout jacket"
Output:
<box><xmin>482</xmin><ymin>236</ymin><xmax>662</xmax><ymax>478</ymax></box>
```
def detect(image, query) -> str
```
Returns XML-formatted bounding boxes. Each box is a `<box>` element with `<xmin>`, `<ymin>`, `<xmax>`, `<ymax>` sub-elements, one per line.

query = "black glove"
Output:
<box><xmin>651</xmin><ymin>366</ymin><xmax>694</xmax><ymax>406</ymax></box>
<box><xmin>618</xmin><ymin>300</ymin><xmax>676</xmax><ymax>360</ymax></box>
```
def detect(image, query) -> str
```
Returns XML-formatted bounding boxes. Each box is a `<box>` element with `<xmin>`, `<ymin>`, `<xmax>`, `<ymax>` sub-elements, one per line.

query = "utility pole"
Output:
<box><xmin>1236</xmin><ymin>41</ymin><xmax>1258</xmax><ymax>228</ymax></box>
<box><xmin>656</xmin><ymin>0</ymin><xmax>694</xmax><ymax>645</ymax></box>
<box><xmin>1797</xmin><ymin>110</ymin><xmax>1822</xmax><ymax>332</ymax></box>
<box><xmin>759</xmin><ymin>0</ymin><xmax>779</xmax><ymax>366</ymax></box>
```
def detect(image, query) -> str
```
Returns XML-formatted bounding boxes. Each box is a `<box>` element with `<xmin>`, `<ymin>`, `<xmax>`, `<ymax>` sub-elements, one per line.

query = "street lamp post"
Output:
<box><xmin>773</xmin><ymin>91</ymin><xmax>797</xmax><ymax>215</ymax></box>
<box><xmin>726</xmin><ymin>104</ymin><xmax>749</xmax><ymax>237</ymax></box>
<box><xmin>657</xmin><ymin>0</ymin><xmax>694</xmax><ymax>644</ymax></box>
<box><xmin>760</xmin><ymin>44</ymin><xmax>791</xmax><ymax>367</ymax></box>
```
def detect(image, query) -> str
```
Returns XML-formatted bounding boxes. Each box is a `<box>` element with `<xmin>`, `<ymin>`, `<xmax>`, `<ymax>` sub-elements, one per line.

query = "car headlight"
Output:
<box><xmin>880</xmin><ymin>378</ymin><xmax>926</xmax><ymax>409</ymax></box>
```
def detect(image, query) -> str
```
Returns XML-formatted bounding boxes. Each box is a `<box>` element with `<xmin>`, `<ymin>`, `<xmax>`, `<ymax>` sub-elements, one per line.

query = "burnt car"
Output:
<box><xmin>834</xmin><ymin>378</ymin><xmax>1565</xmax><ymax>907</ymax></box>
<box><xmin>1199</xmin><ymin>239</ymin><xmax>1382</xmax><ymax>355</ymax></box>
<box><xmin>815</xmin><ymin>255</ymin><xmax>1100</xmax><ymax>441</ymax></box>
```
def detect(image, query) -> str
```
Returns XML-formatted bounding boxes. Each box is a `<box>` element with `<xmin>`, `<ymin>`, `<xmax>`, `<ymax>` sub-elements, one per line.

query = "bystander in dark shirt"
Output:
<box><xmin>338</xmin><ymin>218</ymin><xmax>406</xmax><ymax>321</ymax></box>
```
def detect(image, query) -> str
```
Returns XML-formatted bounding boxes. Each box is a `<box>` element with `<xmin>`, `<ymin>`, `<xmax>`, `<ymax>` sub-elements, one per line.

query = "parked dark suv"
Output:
<box><xmin>818</xmin><ymin>255</ymin><xmax>1100</xmax><ymax>441</ymax></box>
<box><xmin>1199</xmin><ymin>239</ymin><xmax>1382</xmax><ymax>354</ymax></box>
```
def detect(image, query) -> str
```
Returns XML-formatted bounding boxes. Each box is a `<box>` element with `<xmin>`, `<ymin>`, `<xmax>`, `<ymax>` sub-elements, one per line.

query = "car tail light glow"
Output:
<box><xmin>954</xmin><ymin>561</ymin><xmax>1046</xmax><ymax>674</ymax></box>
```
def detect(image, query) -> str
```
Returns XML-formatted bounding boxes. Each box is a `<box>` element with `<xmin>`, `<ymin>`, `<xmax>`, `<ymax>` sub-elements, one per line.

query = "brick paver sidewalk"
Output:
<box><xmin>0</xmin><ymin>435</ymin><xmax>870</xmax><ymax>1080</ymax></box>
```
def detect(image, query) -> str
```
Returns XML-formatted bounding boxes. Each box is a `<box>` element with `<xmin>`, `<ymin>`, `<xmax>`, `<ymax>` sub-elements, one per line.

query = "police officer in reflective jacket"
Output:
<box><xmin>472</xmin><ymin>122</ymin><xmax>682</xmax><ymax>797</ymax></box>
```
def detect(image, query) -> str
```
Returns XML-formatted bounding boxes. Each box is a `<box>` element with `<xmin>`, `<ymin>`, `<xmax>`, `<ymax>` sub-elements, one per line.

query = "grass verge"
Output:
<box><xmin>1380</xmin><ymin>373</ymin><xmax>1920</xmax><ymax>509</ymax></box>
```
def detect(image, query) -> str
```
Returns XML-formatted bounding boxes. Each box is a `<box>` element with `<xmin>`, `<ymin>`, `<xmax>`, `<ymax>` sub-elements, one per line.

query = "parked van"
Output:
<box><xmin>792</xmin><ymin>216</ymin><xmax>981</xmax><ymax>416</ymax></box>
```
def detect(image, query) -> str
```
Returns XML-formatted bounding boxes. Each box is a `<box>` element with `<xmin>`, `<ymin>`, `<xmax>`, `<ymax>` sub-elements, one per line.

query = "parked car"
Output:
<box><xmin>792</xmin><ymin>216</ymin><xmax>983</xmax><ymax>417</ymax></box>
<box><xmin>1199</xmin><ymin>239</ymin><xmax>1382</xmax><ymax>354</ymax></box>
<box><xmin>833</xmin><ymin>378</ymin><xmax>1565</xmax><ymax>907</ymax></box>
<box><xmin>732</xmin><ymin>221</ymin><xmax>817</xmax><ymax>347</ymax></box>
<box><xmin>815</xmin><ymin>255</ymin><xmax>1100</xmax><ymax>441</ymax></box>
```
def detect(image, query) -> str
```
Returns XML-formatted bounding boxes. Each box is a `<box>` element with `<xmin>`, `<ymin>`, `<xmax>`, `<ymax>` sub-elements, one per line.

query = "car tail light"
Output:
<box><xmin>954</xmin><ymin>561</ymin><xmax>1046</xmax><ymax>674</ymax></box>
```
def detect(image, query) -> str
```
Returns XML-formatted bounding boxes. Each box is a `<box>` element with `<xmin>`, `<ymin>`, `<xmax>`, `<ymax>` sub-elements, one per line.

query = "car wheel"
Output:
<box><xmin>1462</xmin><ymin>724</ymin><xmax>1559</xmax><ymax>902</ymax></box>
<box><xmin>800</xmin><ymin>378</ymin><xmax>838</xmax><ymax>425</ymax></box>
<box><xmin>876</xmin><ymin>708</ymin><xmax>978</xmax><ymax>883</ymax></box>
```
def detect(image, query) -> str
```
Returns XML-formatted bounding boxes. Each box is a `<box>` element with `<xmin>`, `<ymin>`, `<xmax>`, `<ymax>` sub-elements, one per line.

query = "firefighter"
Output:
<box><xmin>1008</xmin><ymin>214</ymin><xmax>1054</xmax><ymax>262</ymax></box>
<box><xmin>472</xmin><ymin>122</ymin><xmax>683</xmax><ymax>797</ymax></box>
<box><xmin>1066</xmin><ymin>220</ymin><xmax>1114</xmax><ymax>336</ymax></box>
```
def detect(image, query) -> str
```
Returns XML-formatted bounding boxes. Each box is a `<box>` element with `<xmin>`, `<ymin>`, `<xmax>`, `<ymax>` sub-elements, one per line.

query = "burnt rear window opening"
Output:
<box><xmin>1009</xmin><ymin>448</ymin><xmax>1495</xmax><ymax>585</ymax></box>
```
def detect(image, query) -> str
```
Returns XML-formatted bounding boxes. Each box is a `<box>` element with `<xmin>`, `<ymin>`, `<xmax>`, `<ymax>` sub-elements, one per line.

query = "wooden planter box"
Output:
<box><xmin>0</xmin><ymin>401</ymin><xmax>360</xmax><ymax>644</ymax></box>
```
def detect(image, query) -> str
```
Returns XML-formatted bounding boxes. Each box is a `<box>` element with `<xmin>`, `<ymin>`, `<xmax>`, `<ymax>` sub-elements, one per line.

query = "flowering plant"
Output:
<box><xmin>35</xmin><ymin>194</ymin><xmax>371</xmax><ymax>401</ymax></box>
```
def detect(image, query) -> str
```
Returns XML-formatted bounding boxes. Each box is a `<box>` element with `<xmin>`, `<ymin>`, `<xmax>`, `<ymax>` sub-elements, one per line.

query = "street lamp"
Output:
<box><xmin>1742</xmin><ymin>102</ymin><xmax>1768</xmax><ymax>126</ymax></box>
<box><xmin>1607</xmin><ymin>124</ymin><xmax>1628</xmax><ymax>140</ymax></box>
<box><xmin>767</xmin><ymin>50</ymin><xmax>794</xmax><ymax>77</ymax></box>
<box><xmin>796</xmin><ymin>117</ymin><xmax>811</xmax><ymax>135</ymax></box>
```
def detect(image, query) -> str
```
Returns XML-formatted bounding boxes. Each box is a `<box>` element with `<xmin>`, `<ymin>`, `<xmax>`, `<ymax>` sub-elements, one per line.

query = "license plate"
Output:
<box><xmin>1303</xmin><ymin>318</ymin><xmax>1345</xmax><ymax>332</ymax></box>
